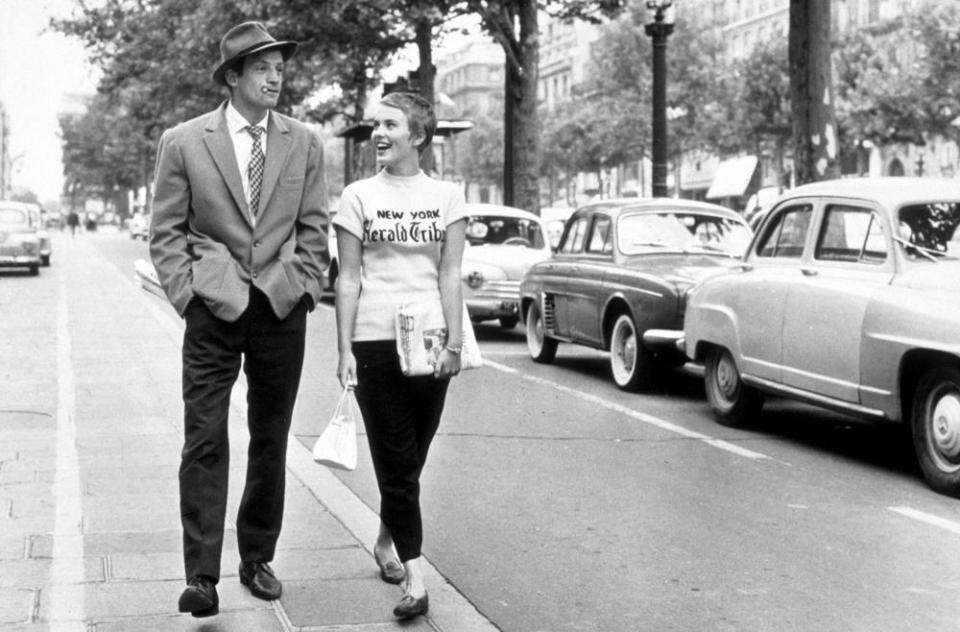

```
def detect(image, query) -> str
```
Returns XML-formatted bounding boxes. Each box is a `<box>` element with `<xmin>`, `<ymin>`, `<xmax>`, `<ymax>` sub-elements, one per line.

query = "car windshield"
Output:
<box><xmin>618</xmin><ymin>212</ymin><xmax>752</xmax><ymax>256</ymax></box>
<box><xmin>466</xmin><ymin>215</ymin><xmax>545</xmax><ymax>249</ymax></box>
<box><xmin>0</xmin><ymin>208</ymin><xmax>28</xmax><ymax>226</ymax></box>
<box><xmin>896</xmin><ymin>202</ymin><xmax>960</xmax><ymax>261</ymax></box>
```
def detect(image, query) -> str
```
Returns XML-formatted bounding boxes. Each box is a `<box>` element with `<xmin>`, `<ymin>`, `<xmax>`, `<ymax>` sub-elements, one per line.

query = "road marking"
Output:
<box><xmin>51</xmin><ymin>266</ymin><xmax>86</xmax><ymax>630</ymax></box>
<box><xmin>889</xmin><ymin>506</ymin><xmax>960</xmax><ymax>535</ymax></box>
<box><xmin>482</xmin><ymin>358</ymin><xmax>774</xmax><ymax>461</ymax></box>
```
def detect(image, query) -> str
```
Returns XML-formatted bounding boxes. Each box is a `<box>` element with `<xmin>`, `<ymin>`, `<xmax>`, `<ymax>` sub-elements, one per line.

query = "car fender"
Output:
<box><xmin>684</xmin><ymin>281</ymin><xmax>744</xmax><ymax>364</ymax></box>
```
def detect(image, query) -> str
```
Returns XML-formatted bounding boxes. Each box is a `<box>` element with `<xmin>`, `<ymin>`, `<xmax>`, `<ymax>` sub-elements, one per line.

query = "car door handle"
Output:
<box><xmin>801</xmin><ymin>268</ymin><xmax>818</xmax><ymax>276</ymax></box>
<box><xmin>570</xmin><ymin>265</ymin><xmax>580</xmax><ymax>274</ymax></box>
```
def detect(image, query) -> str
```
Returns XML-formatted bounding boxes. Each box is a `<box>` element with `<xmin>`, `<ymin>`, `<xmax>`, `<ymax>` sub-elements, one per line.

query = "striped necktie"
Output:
<box><xmin>246</xmin><ymin>125</ymin><xmax>265</xmax><ymax>216</ymax></box>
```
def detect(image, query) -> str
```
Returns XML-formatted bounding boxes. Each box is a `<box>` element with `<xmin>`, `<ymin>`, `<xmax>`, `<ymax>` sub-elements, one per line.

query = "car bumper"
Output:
<box><xmin>0</xmin><ymin>255</ymin><xmax>41</xmax><ymax>266</ymax></box>
<box><xmin>642</xmin><ymin>328</ymin><xmax>685</xmax><ymax>353</ymax></box>
<box><xmin>465</xmin><ymin>280</ymin><xmax>521</xmax><ymax>319</ymax></box>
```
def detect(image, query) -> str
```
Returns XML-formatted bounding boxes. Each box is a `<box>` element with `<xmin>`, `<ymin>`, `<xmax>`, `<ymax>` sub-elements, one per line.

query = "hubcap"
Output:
<box><xmin>930</xmin><ymin>391</ymin><xmax>960</xmax><ymax>468</ymax></box>
<box><xmin>715</xmin><ymin>353</ymin><xmax>739</xmax><ymax>400</ymax></box>
<box><xmin>528</xmin><ymin>312</ymin><xmax>543</xmax><ymax>353</ymax></box>
<box><xmin>614</xmin><ymin>322</ymin><xmax>636</xmax><ymax>376</ymax></box>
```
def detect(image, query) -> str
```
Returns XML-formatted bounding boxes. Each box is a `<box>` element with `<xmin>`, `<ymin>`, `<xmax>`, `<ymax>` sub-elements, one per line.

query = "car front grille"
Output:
<box><xmin>543</xmin><ymin>294</ymin><xmax>557</xmax><ymax>331</ymax></box>
<box><xmin>472</xmin><ymin>279</ymin><xmax>521</xmax><ymax>302</ymax></box>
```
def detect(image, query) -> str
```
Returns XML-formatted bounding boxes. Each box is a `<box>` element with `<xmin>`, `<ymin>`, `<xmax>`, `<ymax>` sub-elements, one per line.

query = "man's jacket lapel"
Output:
<box><xmin>257</xmin><ymin>113</ymin><xmax>293</xmax><ymax>218</ymax></box>
<box><xmin>202</xmin><ymin>105</ymin><xmax>253</xmax><ymax>228</ymax></box>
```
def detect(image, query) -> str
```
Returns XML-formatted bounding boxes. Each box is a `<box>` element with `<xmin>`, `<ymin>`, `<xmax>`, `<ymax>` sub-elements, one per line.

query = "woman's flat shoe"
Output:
<box><xmin>393</xmin><ymin>592</ymin><xmax>429</xmax><ymax>619</ymax></box>
<box><xmin>373</xmin><ymin>548</ymin><xmax>405</xmax><ymax>584</ymax></box>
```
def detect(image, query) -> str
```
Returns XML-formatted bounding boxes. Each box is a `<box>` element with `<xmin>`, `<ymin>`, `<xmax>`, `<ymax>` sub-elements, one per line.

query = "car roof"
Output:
<box><xmin>465</xmin><ymin>203</ymin><xmax>542</xmax><ymax>221</ymax></box>
<box><xmin>778</xmin><ymin>177</ymin><xmax>960</xmax><ymax>207</ymax></box>
<box><xmin>574</xmin><ymin>197</ymin><xmax>741</xmax><ymax>219</ymax></box>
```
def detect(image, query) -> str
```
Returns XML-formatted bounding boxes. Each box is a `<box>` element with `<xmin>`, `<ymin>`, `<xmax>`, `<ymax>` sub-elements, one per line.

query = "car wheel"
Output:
<box><xmin>912</xmin><ymin>367</ymin><xmax>960</xmax><ymax>498</ymax></box>
<box><xmin>704</xmin><ymin>346</ymin><xmax>763</xmax><ymax>427</ymax></box>
<box><xmin>41</xmin><ymin>255</ymin><xmax>50</xmax><ymax>267</ymax></box>
<box><xmin>609</xmin><ymin>314</ymin><xmax>653</xmax><ymax>391</ymax></box>
<box><xmin>500</xmin><ymin>315</ymin><xmax>520</xmax><ymax>329</ymax></box>
<box><xmin>525</xmin><ymin>301</ymin><xmax>557</xmax><ymax>364</ymax></box>
<box><xmin>28</xmin><ymin>264</ymin><xmax>39</xmax><ymax>276</ymax></box>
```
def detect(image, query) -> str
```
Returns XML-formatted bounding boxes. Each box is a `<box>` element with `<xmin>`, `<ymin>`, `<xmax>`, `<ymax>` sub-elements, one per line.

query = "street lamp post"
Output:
<box><xmin>645</xmin><ymin>0</ymin><xmax>675</xmax><ymax>198</ymax></box>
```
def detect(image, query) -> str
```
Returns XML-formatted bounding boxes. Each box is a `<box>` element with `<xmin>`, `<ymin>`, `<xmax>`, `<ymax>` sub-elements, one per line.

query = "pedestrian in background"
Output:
<box><xmin>149</xmin><ymin>21</ymin><xmax>328</xmax><ymax>618</ymax></box>
<box><xmin>66</xmin><ymin>210</ymin><xmax>79</xmax><ymax>237</ymax></box>
<box><xmin>333</xmin><ymin>92</ymin><xmax>467</xmax><ymax>620</ymax></box>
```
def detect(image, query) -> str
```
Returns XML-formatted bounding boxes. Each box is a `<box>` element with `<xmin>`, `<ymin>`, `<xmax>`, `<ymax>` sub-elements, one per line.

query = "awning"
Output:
<box><xmin>706</xmin><ymin>155</ymin><xmax>759</xmax><ymax>199</ymax></box>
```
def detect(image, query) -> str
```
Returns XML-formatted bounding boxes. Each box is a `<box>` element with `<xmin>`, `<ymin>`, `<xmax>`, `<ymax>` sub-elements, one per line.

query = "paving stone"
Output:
<box><xmin>93</xmin><ymin>609</ymin><xmax>284</xmax><ymax>631</ymax></box>
<box><xmin>273</xmin><ymin>545</ymin><xmax>373</xmax><ymax>581</ymax></box>
<box><xmin>0</xmin><ymin>587</ymin><xmax>34</xmax><ymax>625</ymax></box>
<box><xmin>31</xmin><ymin>531</ymin><xmax>197</xmax><ymax>558</ymax></box>
<box><xmin>0</xmin><ymin>558</ymin><xmax>105</xmax><ymax>588</ymax></box>
<box><xmin>281</xmin><ymin>578</ymin><xmax>397</xmax><ymax>628</ymax></box>
<box><xmin>108</xmin><ymin>551</ymin><xmax>247</xmax><ymax>583</ymax></box>
<box><xmin>83</xmin><ymin>506</ymin><xmax>180</xmax><ymax>534</ymax></box>
<box><xmin>0</xmin><ymin>534</ymin><xmax>28</xmax><ymax>560</ymax></box>
<box><xmin>37</xmin><ymin>579</ymin><xmax>271</xmax><ymax>621</ymax></box>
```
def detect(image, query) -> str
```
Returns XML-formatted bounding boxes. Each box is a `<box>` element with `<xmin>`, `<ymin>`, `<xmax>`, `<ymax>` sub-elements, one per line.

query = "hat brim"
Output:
<box><xmin>213</xmin><ymin>40</ymin><xmax>299</xmax><ymax>86</ymax></box>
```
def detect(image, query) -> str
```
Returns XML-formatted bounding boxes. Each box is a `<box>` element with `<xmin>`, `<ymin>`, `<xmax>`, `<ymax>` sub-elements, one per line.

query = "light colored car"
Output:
<box><xmin>521</xmin><ymin>198</ymin><xmax>752</xmax><ymax>390</ymax></box>
<box><xmin>129</xmin><ymin>212</ymin><xmax>151</xmax><ymax>240</ymax></box>
<box><xmin>462</xmin><ymin>203</ymin><xmax>552</xmax><ymax>329</ymax></box>
<box><xmin>540</xmin><ymin>206</ymin><xmax>575</xmax><ymax>250</ymax></box>
<box><xmin>21</xmin><ymin>203</ymin><xmax>51</xmax><ymax>266</ymax></box>
<box><xmin>0</xmin><ymin>202</ymin><xmax>42</xmax><ymax>275</ymax></box>
<box><xmin>683</xmin><ymin>177</ymin><xmax>960</xmax><ymax>497</ymax></box>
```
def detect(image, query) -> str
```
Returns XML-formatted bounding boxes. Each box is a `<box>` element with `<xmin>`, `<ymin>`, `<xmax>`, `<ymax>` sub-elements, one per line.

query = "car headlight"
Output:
<box><xmin>466</xmin><ymin>270</ymin><xmax>485</xmax><ymax>289</ymax></box>
<box><xmin>22</xmin><ymin>241</ymin><xmax>37</xmax><ymax>254</ymax></box>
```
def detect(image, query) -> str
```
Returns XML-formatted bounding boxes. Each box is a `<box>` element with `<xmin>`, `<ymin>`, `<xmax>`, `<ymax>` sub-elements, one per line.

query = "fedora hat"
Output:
<box><xmin>212</xmin><ymin>21</ymin><xmax>298</xmax><ymax>86</ymax></box>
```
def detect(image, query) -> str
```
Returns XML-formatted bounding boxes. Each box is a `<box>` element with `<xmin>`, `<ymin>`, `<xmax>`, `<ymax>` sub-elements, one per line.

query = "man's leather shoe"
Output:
<box><xmin>393</xmin><ymin>592</ymin><xmax>429</xmax><ymax>619</ymax></box>
<box><xmin>178</xmin><ymin>576</ymin><xmax>218</xmax><ymax>618</ymax></box>
<box><xmin>239</xmin><ymin>561</ymin><xmax>282</xmax><ymax>600</ymax></box>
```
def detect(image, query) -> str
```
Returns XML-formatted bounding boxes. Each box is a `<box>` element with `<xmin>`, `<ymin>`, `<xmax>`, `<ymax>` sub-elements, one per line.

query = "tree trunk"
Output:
<box><xmin>507</xmin><ymin>0</ymin><xmax>541</xmax><ymax>212</ymax></box>
<box><xmin>789</xmin><ymin>0</ymin><xmax>840</xmax><ymax>185</ymax></box>
<box><xmin>415</xmin><ymin>19</ymin><xmax>437</xmax><ymax>174</ymax></box>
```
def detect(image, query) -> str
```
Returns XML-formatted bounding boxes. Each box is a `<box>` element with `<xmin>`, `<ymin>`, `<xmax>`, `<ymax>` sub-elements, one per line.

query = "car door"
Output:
<box><xmin>780</xmin><ymin>201</ymin><xmax>894</xmax><ymax>402</ymax></box>
<box><xmin>565</xmin><ymin>214</ymin><xmax>612</xmax><ymax>345</ymax></box>
<box><xmin>733</xmin><ymin>202</ymin><xmax>815</xmax><ymax>383</ymax></box>
<box><xmin>544</xmin><ymin>214</ymin><xmax>590</xmax><ymax>337</ymax></box>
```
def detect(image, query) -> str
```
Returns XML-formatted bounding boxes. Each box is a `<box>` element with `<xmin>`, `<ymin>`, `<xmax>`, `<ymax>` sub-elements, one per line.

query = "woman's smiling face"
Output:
<box><xmin>371</xmin><ymin>103</ymin><xmax>423</xmax><ymax>174</ymax></box>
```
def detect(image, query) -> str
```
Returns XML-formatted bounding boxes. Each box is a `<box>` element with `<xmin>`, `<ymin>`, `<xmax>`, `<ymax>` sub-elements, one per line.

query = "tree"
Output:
<box><xmin>788</xmin><ymin>0</ymin><xmax>840</xmax><ymax>184</ymax></box>
<box><xmin>465</xmin><ymin>0</ymin><xmax>627</xmax><ymax>212</ymax></box>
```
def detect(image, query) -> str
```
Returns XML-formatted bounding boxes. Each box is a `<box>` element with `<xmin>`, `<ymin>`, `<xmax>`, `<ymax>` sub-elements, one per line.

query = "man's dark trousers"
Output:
<box><xmin>179</xmin><ymin>287</ymin><xmax>307</xmax><ymax>582</ymax></box>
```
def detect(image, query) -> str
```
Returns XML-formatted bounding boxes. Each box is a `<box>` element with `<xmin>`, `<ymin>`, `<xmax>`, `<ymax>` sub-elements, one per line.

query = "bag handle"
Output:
<box><xmin>333</xmin><ymin>383</ymin><xmax>352</xmax><ymax>418</ymax></box>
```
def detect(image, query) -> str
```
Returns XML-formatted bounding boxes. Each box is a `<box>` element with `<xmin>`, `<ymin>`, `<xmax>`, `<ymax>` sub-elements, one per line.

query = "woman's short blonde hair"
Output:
<box><xmin>380</xmin><ymin>92</ymin><xmax>436</xmax><ymax>154</ymax></box>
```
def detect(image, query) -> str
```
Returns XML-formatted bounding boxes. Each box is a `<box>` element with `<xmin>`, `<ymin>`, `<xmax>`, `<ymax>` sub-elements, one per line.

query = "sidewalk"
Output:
<box><xmin>0</xmin><ymin>234</ymin><xmax>498</xmax><ymax>631</ymax></box>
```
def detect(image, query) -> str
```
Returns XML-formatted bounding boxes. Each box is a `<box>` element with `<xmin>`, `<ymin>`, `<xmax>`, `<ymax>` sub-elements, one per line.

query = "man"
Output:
<box><xmin>149</xmin><ymin>21</ymin><xmax>328</xmax><ymax>618</ymax></box>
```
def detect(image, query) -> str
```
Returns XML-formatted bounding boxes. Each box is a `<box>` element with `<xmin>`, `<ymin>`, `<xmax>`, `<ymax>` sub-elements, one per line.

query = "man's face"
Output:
<box><xmin>228</xmin><ymin>49</ymin><xmax>284</xmax><ymax>113</ymax></box>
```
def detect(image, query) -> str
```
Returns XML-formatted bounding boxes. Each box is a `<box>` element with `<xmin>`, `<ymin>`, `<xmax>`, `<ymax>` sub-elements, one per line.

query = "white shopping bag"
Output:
<box><xmin>312</xmin><ymin>386</ymin><xmax>358</xmax><ymax>471</ymax></box>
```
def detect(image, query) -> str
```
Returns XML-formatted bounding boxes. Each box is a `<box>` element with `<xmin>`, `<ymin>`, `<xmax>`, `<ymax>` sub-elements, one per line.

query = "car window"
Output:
<box><xmin>0</xmin><ymin>208</ymin><xmax>27</xmax><ymax>225</ymax></box>
<box><xmin>465</xmin><ymin>215</ymin><xmax>545</xmax><ymax>249</ymax></box>
<box><xmin>756</xmin><ymin>204</ymin><xmax>813</xmax><ymax>258</ymax></box>
<box><xmin>560</xmin><ymin>217</ymin><xmax>589</xmax><ymax>254</ymax></box>
<box><xmin>586</xmin><ymin>216</ymin><xmax>612</xmax><ymax>254</ymax></box>
<box><xmin>815</xmin><ymin>205</ymin><xmax>887</xmax><ymax>264</ymax></box>
<box><xmin>617</xmin><ymin>211</ymin><xmax>752</xmax><ymax>256</ymax></box>
<box><xmin>897</xmin><ymin>202</ymin><xmax>960</xmax><ymax>260</ymax></box>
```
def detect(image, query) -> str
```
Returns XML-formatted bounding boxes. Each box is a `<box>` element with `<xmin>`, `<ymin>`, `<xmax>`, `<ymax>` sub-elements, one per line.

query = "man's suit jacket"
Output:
<box><xmin>149</xmin><ymin>102</ymin><xmax>329</xmax><ymax>321</ymax></box>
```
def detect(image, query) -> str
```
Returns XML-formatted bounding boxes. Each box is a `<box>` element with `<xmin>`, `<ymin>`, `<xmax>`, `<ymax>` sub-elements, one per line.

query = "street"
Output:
<box><xmin>6</xmin><ymin>231</ymin><xmax>960</xmax><ymax>631</ymax></box>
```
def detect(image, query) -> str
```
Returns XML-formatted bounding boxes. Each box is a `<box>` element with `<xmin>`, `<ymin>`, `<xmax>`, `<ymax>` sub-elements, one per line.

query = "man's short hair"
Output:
<box><xmin>380</xmin><ymin>92</ymin><xmax>436</xmax><ymax>153</ymax></box>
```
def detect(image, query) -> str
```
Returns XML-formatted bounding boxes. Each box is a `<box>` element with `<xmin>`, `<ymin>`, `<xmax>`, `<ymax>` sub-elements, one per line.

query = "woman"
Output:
<box><xmin>333</xmin><ymin>92</ymin><xmax>467</xmax><ymax>620</ymax></box>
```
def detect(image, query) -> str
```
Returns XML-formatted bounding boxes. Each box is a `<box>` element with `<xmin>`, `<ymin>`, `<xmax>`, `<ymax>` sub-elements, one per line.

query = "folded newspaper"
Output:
<box><xmin>395</xmin><ymin>302</ymin><xmax>483</xmax><ymax>376</ymax></box>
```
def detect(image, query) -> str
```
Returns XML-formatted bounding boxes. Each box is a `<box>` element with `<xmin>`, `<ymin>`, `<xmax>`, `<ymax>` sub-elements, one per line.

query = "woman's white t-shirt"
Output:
<box><xmin>332</xmin><ymin>169</ymin><xmax>467</xmax><ymax>341</ymax></box>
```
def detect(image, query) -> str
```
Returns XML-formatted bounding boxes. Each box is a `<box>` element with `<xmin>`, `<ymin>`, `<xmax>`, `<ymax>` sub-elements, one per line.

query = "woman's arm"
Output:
<box><xmin>334</xmin><ymin>227</ymin><xmax>363</xmax><ymax>388</ymax></box>
<box><xmin>435</xmin><ymin>218</ymin><xmax>467</xmax><ymax>378</ymax></box>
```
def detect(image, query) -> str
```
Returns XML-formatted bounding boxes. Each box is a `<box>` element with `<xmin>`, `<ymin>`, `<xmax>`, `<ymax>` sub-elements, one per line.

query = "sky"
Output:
<box><xmin>0</xmin><ymin>0</ymin><xmax>98</xmax><ymax>202</ymax></box>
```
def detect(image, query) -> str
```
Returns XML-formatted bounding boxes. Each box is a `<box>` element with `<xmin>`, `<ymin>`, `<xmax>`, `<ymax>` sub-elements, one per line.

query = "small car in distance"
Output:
<box><xmin>683</xmin><ymin>177</ymin><xmax>960</xmax><ymax>497</ymax></box>
<box><xmin>24</xmin><ymin>204</ymin><xmax>52</xmax><ymax>266</ymax></box>
<box><xmin>0</xmin><ymin>202</ymin><xmax>42</xmax><ymax>275</ymax></box>
<box><xmin>462</xmin><ymin>203</ymin><xmax>552</xmax><ymax>329</ymax></box>
<box><xmin>128</xmin><ymin>212</ymin><xmax>151</xmax><ymax>241</ymax></box>
<box><xmin>520</xmin><ymin>198</ymin><xmax>752</xmax><ymax>390</ymax></box>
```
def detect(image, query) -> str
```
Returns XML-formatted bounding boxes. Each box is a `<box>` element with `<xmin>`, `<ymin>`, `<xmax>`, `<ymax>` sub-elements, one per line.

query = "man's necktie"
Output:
<box><xmin>246</xmin><ymin>125</ymin><xmax>265</xmax><ymax>217</ymax></box>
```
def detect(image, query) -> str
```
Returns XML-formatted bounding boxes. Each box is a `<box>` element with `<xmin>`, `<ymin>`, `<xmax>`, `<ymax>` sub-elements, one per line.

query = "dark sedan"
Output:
<box><xmin>519</xmin><ymin>198</ymin><xmax>752</xmax><ymax>391</ymax></box>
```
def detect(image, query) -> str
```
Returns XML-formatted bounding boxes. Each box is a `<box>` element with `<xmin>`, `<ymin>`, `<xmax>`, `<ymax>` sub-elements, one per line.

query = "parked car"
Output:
<box><xmin>24</xmin><ymin>203</ymin><xmax>51</xmax><ymax>266</ymax></box>
<box><xmin>682</xmin><ymin>177</ymin><xmax>960</xmax><ymax>497</ymax></box>
<box><xmin>520</xmin><ymin>198</ymin><xmax>752</xmax><ymax>390</ymax></box>
<box><xmin>129</xmin><ymin>212</ymin><xmax>151</xmax><ymax>240</ymax></box>
<box><xmin>0</xmin><ymin>202</ymin><xmax>42</xmax><ymax>275</ymax></box>
<box><xmin>462</xmin><ymin>203</ymin><xmax>552</xmax><ymax>329</ymax></box>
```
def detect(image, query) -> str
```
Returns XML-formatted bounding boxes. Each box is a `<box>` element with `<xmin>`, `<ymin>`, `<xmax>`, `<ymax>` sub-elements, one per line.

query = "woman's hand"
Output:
<box><xmin>434</xmin><ymin>348</ymin><xmax>462</xmax><ymax>379</ymax></box>
<box><xmin>337</xmin><ymin>352</ymin><xmax>358</xmax><ymax>389</ymax></box>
